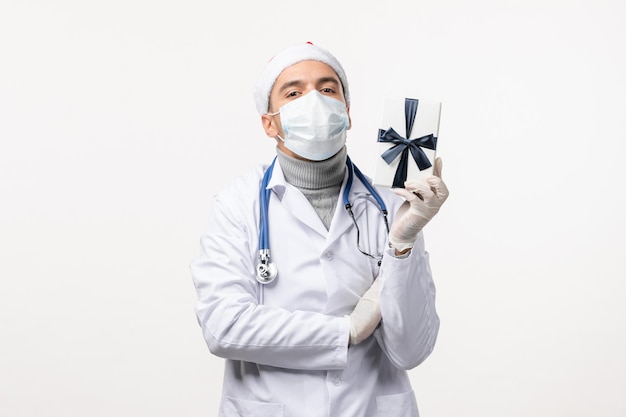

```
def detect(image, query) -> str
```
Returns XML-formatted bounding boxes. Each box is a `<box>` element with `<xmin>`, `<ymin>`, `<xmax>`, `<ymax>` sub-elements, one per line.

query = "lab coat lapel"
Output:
<box><xmin>326</xmin><ymin>170</ymin><xmax>370</xmax><ymax>245</ymax></box>
<box><xmin>267</xmin><ymin>163</ymin><xmax>328</xmax><ymax>238</ymax></box>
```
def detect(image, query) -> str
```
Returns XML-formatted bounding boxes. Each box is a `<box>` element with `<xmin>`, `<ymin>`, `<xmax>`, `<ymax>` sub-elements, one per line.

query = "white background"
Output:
<box><xmin>1</xmin><ymin>0</ymin><xmax>625</xmax><ymax>416</ymax></box>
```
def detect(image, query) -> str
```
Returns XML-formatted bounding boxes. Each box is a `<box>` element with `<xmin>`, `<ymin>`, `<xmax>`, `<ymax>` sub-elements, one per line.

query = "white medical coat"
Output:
<box><xmin>191</xmin><ymin>160</ymin><xmax>439</xmax><ymax>417</ymax></box>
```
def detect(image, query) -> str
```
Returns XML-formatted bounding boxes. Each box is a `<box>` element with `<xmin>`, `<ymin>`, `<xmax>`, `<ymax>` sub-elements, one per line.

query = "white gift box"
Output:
<box><xmin>372</xmin><ymin>97</ymin><xmax>441</xmax><ymax>188</ymax></box>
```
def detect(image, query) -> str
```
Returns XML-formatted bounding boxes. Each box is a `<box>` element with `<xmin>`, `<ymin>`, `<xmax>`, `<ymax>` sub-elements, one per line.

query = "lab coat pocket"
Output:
<box><xmin>375</xmin><ymin>390</ymin><xmax>419</xmax><ymax>417</ymax></box>
<box><xmin>221</xmin><ymin>396</ymin><xmax>285</xmax><ymax>417</ymax></box>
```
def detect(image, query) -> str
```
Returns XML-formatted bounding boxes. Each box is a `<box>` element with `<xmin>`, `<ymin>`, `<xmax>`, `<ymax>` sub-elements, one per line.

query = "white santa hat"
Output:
<box><xmin>253</xmin><ymin>42</ymin><xmax>350</xmax><ymax>115</ymax></box>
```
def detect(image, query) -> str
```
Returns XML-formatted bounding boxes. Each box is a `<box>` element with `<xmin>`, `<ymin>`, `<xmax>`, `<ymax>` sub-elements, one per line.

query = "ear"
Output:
<box><xmin>346</xmin><ymin>106</ymin><xmax>352</xmax><ymax>130</ymax></box>
<box><xmin>261</xmin><ymin>114</ymin><xmax>279</xmax><ymax>138</ymax></box>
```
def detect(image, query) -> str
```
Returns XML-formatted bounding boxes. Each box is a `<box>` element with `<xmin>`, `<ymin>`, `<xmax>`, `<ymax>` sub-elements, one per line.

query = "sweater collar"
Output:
<box><xmin>276</xmin><ymin>146</ymin><xmax>347</xmax><ymax>190</ymax></box>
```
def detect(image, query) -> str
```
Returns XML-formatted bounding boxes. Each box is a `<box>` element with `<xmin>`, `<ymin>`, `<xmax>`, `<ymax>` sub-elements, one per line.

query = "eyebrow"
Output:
<box><xmin>277</xmin><ymin>76</ymin><xmax>341</xmax><ymax>94</ymax></box>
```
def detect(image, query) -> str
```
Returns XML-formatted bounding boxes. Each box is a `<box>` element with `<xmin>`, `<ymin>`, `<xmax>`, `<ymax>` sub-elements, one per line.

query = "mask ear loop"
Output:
<box><xmin>265</xmin><ymin>110</ymin><xmax>284</xmax><ymax>142</ymax></box>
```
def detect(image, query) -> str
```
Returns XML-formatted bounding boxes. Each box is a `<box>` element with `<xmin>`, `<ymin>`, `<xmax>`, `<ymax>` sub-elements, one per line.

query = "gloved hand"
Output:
<box><xmin>348</xmin><ymin>278</ymin><xmax>381</xmax><ymax>345</ymax></box>
<box><xmin>389</xmin><ymin>157</ymin><xmax>449</xmax><ymax>252</ymax></box>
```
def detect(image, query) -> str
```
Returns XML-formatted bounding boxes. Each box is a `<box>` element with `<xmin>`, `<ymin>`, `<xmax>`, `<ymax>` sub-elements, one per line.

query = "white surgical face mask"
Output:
<box><xmin>269</xmin><ymin>90</ymin><xmax>349</xmax><ymax>161</ymax></box>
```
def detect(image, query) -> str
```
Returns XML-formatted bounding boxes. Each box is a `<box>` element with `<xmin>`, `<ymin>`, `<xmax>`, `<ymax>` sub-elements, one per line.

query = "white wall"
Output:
<box><xmin>1</xmin><ymin>1</ymin><xmax>625</xmax><ymax>416</ymax></box>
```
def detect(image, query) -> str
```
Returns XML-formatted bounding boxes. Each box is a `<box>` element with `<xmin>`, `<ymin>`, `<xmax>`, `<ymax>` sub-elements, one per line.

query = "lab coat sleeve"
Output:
<box><xmin>375</xmin><ymin>232</ymin><xmax>440</xmax><ymax>370</ymax></box>
<box><xmin>191</xmin><ymin>188</ymin><xmax>350</xmax><ymax>371</ymax></box>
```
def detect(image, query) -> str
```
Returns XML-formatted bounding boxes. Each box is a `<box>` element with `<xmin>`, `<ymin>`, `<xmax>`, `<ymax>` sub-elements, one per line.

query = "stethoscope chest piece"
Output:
<box><xmin>256</xmin><ymin>256</ymin><xmax>277</xmax><ymax>284</ymax></box>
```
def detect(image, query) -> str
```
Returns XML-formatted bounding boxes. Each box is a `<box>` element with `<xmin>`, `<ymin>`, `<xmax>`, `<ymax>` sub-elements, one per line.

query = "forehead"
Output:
<box><xmin>272</xmin><ymin>60</ymin><xmax>340</xmax><ymax>91</ymax></box>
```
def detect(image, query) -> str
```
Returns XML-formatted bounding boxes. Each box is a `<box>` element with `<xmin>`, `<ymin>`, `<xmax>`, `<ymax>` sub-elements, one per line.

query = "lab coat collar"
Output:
<box><xmin>265</xmin><ymin>161</ymin><xmax>328</xmax><ymax>237</ymax></box>
<box><xmin>265</xmin><ymin>161</ymin><xmax>288</xmax><ymax>200</ymax></box>
<box><xmin>264</xmin><ymin>158</ymin><xmax>377</xmax><ymax>241</ymax></box>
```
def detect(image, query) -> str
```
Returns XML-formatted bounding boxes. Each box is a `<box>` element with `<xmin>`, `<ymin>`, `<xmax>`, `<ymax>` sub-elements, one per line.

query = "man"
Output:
<box><xmin>191</xmin><ymin>42</ymin><xmax>448</xmax><ymax>417</ymax></box>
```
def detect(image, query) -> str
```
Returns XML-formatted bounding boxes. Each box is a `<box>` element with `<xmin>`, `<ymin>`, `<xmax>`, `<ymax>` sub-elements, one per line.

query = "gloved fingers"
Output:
<box><xmin>426</xmin><ymin>175</ymin><xmax>449</xmax><ymax>202</ymax></box>
<box><xmin>402</xmin><ymin>179</ymin><xmax>435</xmax><ymax>203</ymax></box>
<box><xmin>392</xmin><ymin>186</ymin><xmax>430</xmax><ymax>205</ymax></box>
<box><xmin>392</xmin><ymin>187</ymin><xmax>418</xmax><ymax>202</ymax></box>
<box><xmin>348</xmin><ymin>282</ymin><xmax>382</xmax><ymax>345</ymax></box>
<box><xmin>391</xmin><ymin>178</ymin><xmax>433</xmax><ymax>202</ymax></box>
<box><xmin>433</xmin><ymin>157</ymin><xmax>443</xmax><ymax>179</ymax></box>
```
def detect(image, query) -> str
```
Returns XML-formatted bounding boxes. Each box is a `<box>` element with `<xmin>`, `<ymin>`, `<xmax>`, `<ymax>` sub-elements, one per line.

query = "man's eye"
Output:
<box><xmin>287</xmin><ymin>91</ymin><xmax>300</xmax><ymax>97</ymax></box>
<box><xmin>321</xmin><ymin>87</ymin><xmax>334</xmax><ymax>93</ymax></box>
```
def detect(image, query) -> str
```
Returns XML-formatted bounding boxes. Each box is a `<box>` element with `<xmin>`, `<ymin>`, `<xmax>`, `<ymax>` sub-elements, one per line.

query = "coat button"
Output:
<box><xmin>332</xmin><ymin>376</ymin><xmax>342</xmax><ymax>386</ymax></box>
<box><xmin>323</xmin><ymin>251</ymin><xmax>334</xmax><ymax>261</ymax></box>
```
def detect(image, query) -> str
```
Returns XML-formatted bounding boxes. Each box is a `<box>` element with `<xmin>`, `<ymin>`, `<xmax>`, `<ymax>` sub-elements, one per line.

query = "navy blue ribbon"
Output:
<box><xmin>377</xmin><ymin>98</ymin><xmax>437</xmax><ymax>188</ymax></box>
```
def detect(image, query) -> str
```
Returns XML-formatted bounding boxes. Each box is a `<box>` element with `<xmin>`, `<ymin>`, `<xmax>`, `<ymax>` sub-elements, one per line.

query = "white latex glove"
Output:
<box><xmin>348</xmin><ymin>278</ymin><xmax>381</xmax><ymax>345</ymax></box>
<box><xmin>389</xmin><ymin>157</ymin><xmax>449</xmax><ymax>252</ymax></box>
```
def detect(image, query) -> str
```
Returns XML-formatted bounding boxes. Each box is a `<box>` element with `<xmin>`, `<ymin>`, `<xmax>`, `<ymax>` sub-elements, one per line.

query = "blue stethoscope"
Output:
<box><xmin>256</xmin><ymin>156</ymin><xmax>390</xmax><ymax>284</ymax></box>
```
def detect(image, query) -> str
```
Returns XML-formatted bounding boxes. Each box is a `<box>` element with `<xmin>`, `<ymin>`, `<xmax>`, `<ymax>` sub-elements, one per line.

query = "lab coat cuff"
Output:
<box><xmin>336</xmin><ymin>316</ymin><xmax>351</xmax><ymax>362</ymax></box>
<box><xmin>384</xmin><ymin>246</ymin><xmax>412</xmax><ymax>260</ymax></box>
<box><xmin>380</xmin><ymin>246</ymin><xmax>426</xmax><ymax>289</ymax></box>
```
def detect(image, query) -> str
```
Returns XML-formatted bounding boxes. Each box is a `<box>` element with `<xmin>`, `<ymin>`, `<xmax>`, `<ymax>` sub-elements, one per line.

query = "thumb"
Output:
<box><xmin>433</xmin><ymin>157</ymin><xmax>443</xmax><ymax>179</ymax></box>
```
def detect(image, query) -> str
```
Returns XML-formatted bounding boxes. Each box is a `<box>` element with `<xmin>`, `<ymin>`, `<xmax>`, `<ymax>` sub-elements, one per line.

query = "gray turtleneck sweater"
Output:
<box><xmin>276</xmin><ymin>147</ymin><xmax>346</xmax><ymax>230</ymax></box>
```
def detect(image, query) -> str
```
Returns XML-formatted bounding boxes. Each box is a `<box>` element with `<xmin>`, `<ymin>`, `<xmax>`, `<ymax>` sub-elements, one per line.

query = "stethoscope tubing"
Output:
<box><xmin>257</xmin><ymin>156</ymin><xmax>388</xmax><ymax>284</ymax></box>
<box><xmin>259</xmin><ymin>158</ymin><xmax>276</xmax><ymax>251</ymax></box>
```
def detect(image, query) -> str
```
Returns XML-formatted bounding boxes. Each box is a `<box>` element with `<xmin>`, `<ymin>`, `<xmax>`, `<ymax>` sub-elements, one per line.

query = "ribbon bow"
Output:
<box><xmin>377</xmin><ymin>98</ymin><xmax>437</xmax><ymax>188</ymax></box>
